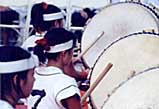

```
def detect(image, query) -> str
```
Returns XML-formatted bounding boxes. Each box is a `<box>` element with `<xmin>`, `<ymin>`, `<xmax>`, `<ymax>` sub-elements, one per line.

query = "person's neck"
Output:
<box><xmin>35</xmin><ymin>31</ymin><xmax>46</xmax><ymax>36</ymax></box>
<box><xmin>47</xmin><ymin>60</ymin><xmax>64</xmax><ymax>71</ymax></box>
<box><xmin>4</xmin><ymin>92</ymin><xmax>19</xmax><ymax>108</ymax></box>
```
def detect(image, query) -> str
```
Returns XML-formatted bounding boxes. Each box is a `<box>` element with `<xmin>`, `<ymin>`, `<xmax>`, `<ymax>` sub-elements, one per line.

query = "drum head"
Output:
<box><xmin>90</xmin><ymin>33</ymin><xmax>159</xmax><ymax>108</ymax></box>
<box><xmin>102</xmin><ymin>67</ymin><xmax>159</xmax><ymax>109</ymax></box>
<box><xmin>81</xmin><ymin>2</ymin><xmax>159</xmax><ymax>68</ymax></box>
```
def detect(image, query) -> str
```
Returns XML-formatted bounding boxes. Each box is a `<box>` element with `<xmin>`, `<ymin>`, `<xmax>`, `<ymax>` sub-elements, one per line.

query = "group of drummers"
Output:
<box><xmin>0</xmin><ymin>0</ymin><xmax>159</xmax><ymax>109</ymax></box>
<box><xmin>0</xmin><ymin>1</ymin><xmax>90</xmax><ymax>109</ymax></box>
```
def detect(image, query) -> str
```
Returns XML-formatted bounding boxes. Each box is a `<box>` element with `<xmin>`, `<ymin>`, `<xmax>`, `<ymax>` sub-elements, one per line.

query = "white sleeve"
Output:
<box><xmin>54</xmin><ymin>76</ymin><xmax>80</xmax><ymax>107</ymax></box>
<box><xmin>21</xmin><ymin>36</ymin><xmax>35</xmax><ymax>51</ymax></box>
<box><xmin>21</xmin><ymin>40</ymin><xmax>28</xmax><ymax>50</ymax></box>
<box><xmin>0</xmin><ymin>100</ymin><xmax>14</xmax><ymax>109</ymax></box>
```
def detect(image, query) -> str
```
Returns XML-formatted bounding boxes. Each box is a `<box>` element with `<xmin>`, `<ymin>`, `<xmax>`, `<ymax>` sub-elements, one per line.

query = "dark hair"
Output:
<box><xmin>31</xmin><ymin>3</ymin><xmax>46</xmax><ymax>32</ymax></box>
<box><xmin>71</xmin><ymin>8</ymin><xmax>96</xmax><ymax>27</ymax></box>
<box><xmin>34</xmin><ymin>28</ymin><xmax>76</xmax><ymax>63</ymax></box>
<box><xmin>71</xmin><ymin>12</ymin><xmax>86</xmax><ymax>27</ymax></box>
<box><xmin>0</xmin><ymin>46</ymin><xmax>31</xmax><ymax>104</ymax></box>
<box><xmin>44</xmin><ymin>4</ymin><xmax>63</xmax><ymax>30</ymax></box>
<box><xmin>1</xmin><ymin>71</ymin><xmax>28</xmax><ymax>101</ymax></box>
<box><xmin>83</xmin><ymin>8</ymin><xmax>96</xmax><ymax>18</ymax></box>
<box><xmin>31</xmin><ymin>3</ymin><xmax>63</xmax><ymax>32</ymax></box>
<box><xmin>0</xmin><ymin>46</ymin><xmax>31</xmax><ymax>62</ymax></box>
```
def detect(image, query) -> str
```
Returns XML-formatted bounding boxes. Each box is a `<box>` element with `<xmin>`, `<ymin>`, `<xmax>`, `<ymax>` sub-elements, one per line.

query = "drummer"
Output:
<box><xmin>22</xmin><ymin>1</ymin><xmax>88</xmax><ymax>85</ymax></box>
<box><xmin>21</xmin><ymin>2</ymin><xmax>65</xmax><ymax>52</ymax></box>
<box><xmin>28</xmin><ymin>28</ymin><xmax>82</xmax><ymax>109</ymax></box>
<box><xmin>71</xmin><ymin>8</ymin><xmax>96</xmax><ymax>43</ymax></box>
<box><xmin>0</xmin><ymin>46</ymin><xmax>38</xmax><ymax>109</ymax></box>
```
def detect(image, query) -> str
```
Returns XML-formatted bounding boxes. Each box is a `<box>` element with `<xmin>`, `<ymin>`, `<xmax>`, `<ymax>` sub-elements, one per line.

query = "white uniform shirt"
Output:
<box><xmin>21</xmin><ymin>32</ymin><xmax>46</xmax><ymax>51</ymax></box>
<box><xmin>28</xmin><ymin>66</ymin><xmax>80</xmax><ymax>109</ymax></box>
<box><xmin>0</xmin><ymin>100</ymin><xmax>13</xmax><ymax>109</ymax></box>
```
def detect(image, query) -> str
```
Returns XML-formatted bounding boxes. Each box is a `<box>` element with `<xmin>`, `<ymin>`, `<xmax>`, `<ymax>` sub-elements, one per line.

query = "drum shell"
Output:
<box><xmin>102</xmin><ymin>67</ymin><xmax>159</xmax><ymax>109</ymax></box>
<box><xmin>89</xmin><ymin>33</ymin><xmax>159</xmax><ymax>108</ymax></box>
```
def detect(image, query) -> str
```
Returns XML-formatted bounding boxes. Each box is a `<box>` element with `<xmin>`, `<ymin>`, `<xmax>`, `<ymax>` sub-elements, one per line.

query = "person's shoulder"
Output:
<box><xmin>22</xmin><ymin>35</ymin><xmax>42</xmax><ymax>48</ymax></box>
<box><xmin>0</xmin><ymin>100</ymin><xmax>13</xmax><ymax>109</ymax></box>
<box><xmin>59</xmin><ymin>74</ymin><xmax>77</xmax><ymax>85</ymax></box>
<box><xmin>22</xmin><ymin>35</ymin><xmax>36</xmax><ymax>44</ymax></box>
<box><xmin>35</xmin><ymin>66</ymin><xmax>77</xmax><ymax>84</ymax></box>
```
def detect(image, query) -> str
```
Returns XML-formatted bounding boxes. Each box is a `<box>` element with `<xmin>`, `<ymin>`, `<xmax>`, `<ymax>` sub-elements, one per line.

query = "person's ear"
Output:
<box><xmin>13</xmin><ymin>74</ymin><xmax>18</xmax><ymax>86</ymax></box>
<box><xmin>13</xmin><ymin>74</ymin><xmax>25</xmax><ymax>89</ymax></box>
<box><xmin>54</xmin><ymin>20</ymin><xmax>60</xmax><ymax>28</ymax></box>
<box><xmin>60</xmin><ymin>51</ymin><xmax>67</xmax><ymax>57</ymax></box>
<box><xmin>35</xmin><ymin>27</ymin><xmax>42</xmax><ymax>34</ymax></box>
<box><xmin>57</xmin><ymin>52</ymin><xmax>63</xmax><ymax>60</ymax></box>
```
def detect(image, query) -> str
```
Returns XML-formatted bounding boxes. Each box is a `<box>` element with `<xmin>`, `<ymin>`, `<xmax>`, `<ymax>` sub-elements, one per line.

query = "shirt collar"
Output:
<box><xmin>35</xmin><ymin>31</ymin><xmax>47</xmax><ymax>36</ymax></box>
<box><xmin>35</xmin><ymin>66</ymin><xmax>63</xmax><ymax>76</ymax></box>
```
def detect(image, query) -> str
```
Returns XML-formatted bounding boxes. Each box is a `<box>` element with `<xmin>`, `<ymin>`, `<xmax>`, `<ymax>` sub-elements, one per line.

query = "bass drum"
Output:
<box><xmin>81</xmin><ymin>2</ymin><xmax>159</xmax><ymax>68</ymax></box>
<box><xmin>89</xmin><ymin>32</ymin><xmax>159</xmax><ymax>108</ymax></box>
<box><xmin>102</xmin><ymin>67</ymin><xmax>159</xmax><ymax>109</ymax></box>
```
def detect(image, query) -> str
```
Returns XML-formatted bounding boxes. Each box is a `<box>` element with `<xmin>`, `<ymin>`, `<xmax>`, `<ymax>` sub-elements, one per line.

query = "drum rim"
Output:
<box><xmin>98</xmin><ymin>1</ymin><xmax>159</xmax><ymax>26</ymax></box>
<box><xmin>88</xmin><ymin>32</ymin><xmax>159</xmax><ymax>108</ymax></box>
<box><xmin>101</xmin><ymin>66</ymin><xmax>159</xmax><ymax>108</ymax></box>
<box><xmin>89</xmin><ymin>1</ymin><xmax>159</xmax><ymax>23</ymax></box>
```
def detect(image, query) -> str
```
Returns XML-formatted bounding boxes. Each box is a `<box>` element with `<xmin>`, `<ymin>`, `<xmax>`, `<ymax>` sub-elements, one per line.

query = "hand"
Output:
<box><xmin>78</xmin><ymin>69</ymin><xmax>89</xmax><ymax>80</ymax></box>
<box><xmin>64</xmin><ymin>60</ymin><xmax>89</xmax><ymax>81</ymax></box>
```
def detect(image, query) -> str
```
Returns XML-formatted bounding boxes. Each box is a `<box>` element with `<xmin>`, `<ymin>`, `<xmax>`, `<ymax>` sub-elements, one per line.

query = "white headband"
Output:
<box><xmin>46</xmin><ymin>40</ymin><xmax>73</xmax><ymax>53</ymax></box>
<box><xmin>43</xmin><ymin>12</ymin><xmax>64</xmax><ymax>21</ymax></box>
<box><xmin>0</xmin><ymin>54</ymin><xmax>39</xmax><ymax>74</ymax></box>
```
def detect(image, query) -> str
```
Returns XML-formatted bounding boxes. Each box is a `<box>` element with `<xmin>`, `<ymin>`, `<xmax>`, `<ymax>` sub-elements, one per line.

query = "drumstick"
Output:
<box><xmin>76</xmin><ymin>31</ymin><xmax>105</xmax><ymax>60</ymax></box>
<box><xmin>81</xmin><ymin>63</ymin><xmax>113</xmax><ymax>104</ymax></box>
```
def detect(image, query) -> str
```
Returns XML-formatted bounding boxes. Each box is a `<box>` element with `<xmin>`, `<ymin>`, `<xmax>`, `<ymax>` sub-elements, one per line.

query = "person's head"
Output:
<box><xmin>0</xmin><ymin>46</ymin><xmax>38</xmax><ymax>107</ymax></box>
<box><xmin>71</xmin><ymin>11</ymin><xmax>86</xmax><ymax>27</ymax></box>
<box><xmin>43</xmin><ymin>4</ymin><xmax>65</xmax><ymax>30</ymax></box>
<box><xmin>34</xmin><ymin>28</ymin><xmax>75</xmax><ymax>66</ymax></box>
<box><xmin>31</xmin><ymin>3</ymin><xmax>64</xmax><ymax>33</ymax></box>
<box><xmin>83</xmin><ymin>8</ymin><xmax>96</xmax><ymax>18</ymax></box>
<box><xmin>31</xmin><ymin>2</ymin><xmax>47</xmax><ymax>33</ymax></box>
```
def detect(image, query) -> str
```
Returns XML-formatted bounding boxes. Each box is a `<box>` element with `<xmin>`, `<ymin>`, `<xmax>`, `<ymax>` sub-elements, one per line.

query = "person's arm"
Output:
<box><xmin>64</xmin><ymin>61</ymin><xmax>88</xmax><ymax>81</ymax></box>
<box><xmin>61</xmin><ymin>94</ymin><xmax>82</xmax><ymax>109</ymax></box>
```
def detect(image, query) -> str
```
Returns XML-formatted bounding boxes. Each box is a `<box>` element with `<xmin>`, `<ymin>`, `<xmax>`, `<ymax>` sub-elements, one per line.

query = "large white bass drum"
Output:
<box><xmin>81</xmin><ymin>2</ymin><xmax>159</xmax><ymax>68</ymax></box>
<box><xmin>89</xmin><ymin>32</ymin><xmax>159</xmax><ymax>108</ymax></box>
<box><xmin>102</xmin><ymin>66</ymin><xmax>159</xmax><ymax>109</ymax></box>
